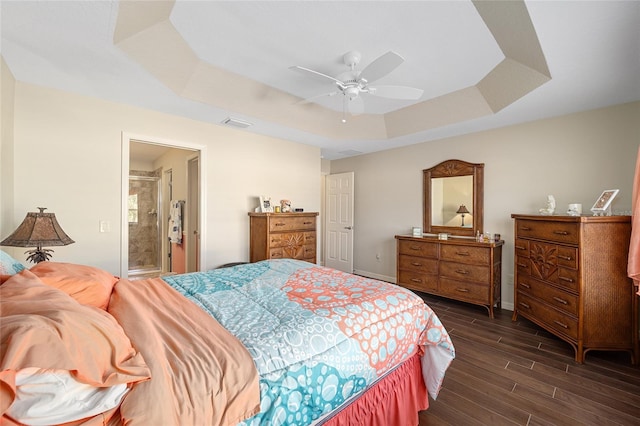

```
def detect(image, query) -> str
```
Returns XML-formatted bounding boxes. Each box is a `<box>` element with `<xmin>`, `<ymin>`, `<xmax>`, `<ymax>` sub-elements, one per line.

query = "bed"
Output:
<box><xmin>0</xmin><ymin>254</ymin><xmax>454</xmax><ymax>426</ymax></box>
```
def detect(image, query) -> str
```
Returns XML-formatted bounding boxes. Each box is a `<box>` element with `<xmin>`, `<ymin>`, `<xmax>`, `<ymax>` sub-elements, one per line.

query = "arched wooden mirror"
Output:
<box><xmin>423</xmin><ymin>159</ymin><xmax>484</xmax><ymax>237</ymax></box>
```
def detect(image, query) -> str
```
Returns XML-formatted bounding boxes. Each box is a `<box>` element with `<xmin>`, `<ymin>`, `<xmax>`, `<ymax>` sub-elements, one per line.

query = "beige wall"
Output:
<box><xmin>330</xmin><ymin>101</ymin><xmax>640</xmax><ymax>309</ymax></box>
<box><xmin>7</xmin><ymin>82</ymin><xmax>321</xmax><ymax>274</ymax></box>
<box><xmin>1</xmin><ymin>58</ymin><xmax>16</xmax><ymax>245</ymax></box>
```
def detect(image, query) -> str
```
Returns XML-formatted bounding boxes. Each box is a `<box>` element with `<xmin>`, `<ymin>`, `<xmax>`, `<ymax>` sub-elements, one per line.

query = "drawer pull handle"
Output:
<box><xmin>558</xmin><ymin>255</ymin><xmax>572</xmax><ymax>261</ymax></box>
<box><xmin>455</xmin><ymin>269</ymin><xmax>469</xmax><ymax>275</ymax></box>
<box><xmin>411</xmin><ymin>262</ymin><xmax>422</xmax><ymax>266</ymax></box>
<box><xmin>517</xmin><ymin>263</ymin><xmax>528</xmax><ymax>268</ymax></box>
<box><xmin>303</xmin><ymin>221</ymin><xmax>313</xmax><ymax>225</ymax></box>
<box><xmin>553</xmin><ymin>230</ymin><xmax>569</xmax><ymax>235</ymax></box>
<box><xmin>520</xmin><ymin>283</ymin><xmax>531</xmax><ymax>289</ymax></box>
<box><xmin>456</xmin><ymin>251</ymin><xmax>470</xmax><ymax>257</ymax></box>
<box><xmin>410</xmin><ymin>278</ymin><xmax>422</xmax><ymax>283</ymax></box>
<box><xmin>410</xmin><ymin>246</ymin><xmax>421</xmax><ymax>251</ymax></box>
<box><xmin>515</xmin><ymin>245</ymin><xmax>526</xmax><ymax>251</ymax></box>
<box><xmin>553</xmin><ymin>320</ymin><xmax>569</xmax><ymax>329</ymax></box>
<box><xmin>552</xmin><ymin>296</ymin><xmax>568</xmax><ymax>305</ymax></box>
<box><xmin>456</xmin><ymin>288</ymin><xmax>470</xmax><ymax>293</ymax></box>
<box><xmin>275</xmin><ymin>222</ymin><xmax>286</xmax><ymax>227</ymax></box>
<box><xmin>518</xmin><ymin>302</ymin><xmax>530</xmax><ymax>309</ymax></box>
<box><xmin>521</xmin><ymin>226</ymin><xmax>532</xmax><ymax>231</ymax></box>
<box><xmin>559</xmin><ymin>276</ymin><xmax>574</xmax><ymax>283</ymax></box>
<box><xmin>272</xmin><ymin>254</ymin><xmax>282</xmax><ymax>258</ymax></box>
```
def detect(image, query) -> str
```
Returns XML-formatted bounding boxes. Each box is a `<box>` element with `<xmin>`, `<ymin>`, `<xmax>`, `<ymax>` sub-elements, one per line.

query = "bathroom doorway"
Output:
<box><xmin>122</xmin><ymin>133</ymin><xmax>207</xmax><ymax>278</ymax></box>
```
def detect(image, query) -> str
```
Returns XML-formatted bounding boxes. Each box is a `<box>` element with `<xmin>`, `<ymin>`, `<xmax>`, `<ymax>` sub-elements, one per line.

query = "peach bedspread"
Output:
<box><xmin>107</xmin><ymin>277</ymin><xmax>260</xmax><ymax>426</ymax></box>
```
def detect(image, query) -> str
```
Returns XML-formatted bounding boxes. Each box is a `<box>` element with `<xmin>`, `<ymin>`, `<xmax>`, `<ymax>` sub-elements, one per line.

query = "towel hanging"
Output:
<box><xmin>168</xmin><ymin>200</ymin><xmax>183</xmax><ymax>244</ymax></box>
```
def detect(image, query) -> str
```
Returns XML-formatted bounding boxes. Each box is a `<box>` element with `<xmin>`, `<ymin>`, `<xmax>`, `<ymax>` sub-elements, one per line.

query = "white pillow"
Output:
<box><xmin>6</xmin><ymin>368</ymin><xmax>129</xmax><ymax>425</ymax></box>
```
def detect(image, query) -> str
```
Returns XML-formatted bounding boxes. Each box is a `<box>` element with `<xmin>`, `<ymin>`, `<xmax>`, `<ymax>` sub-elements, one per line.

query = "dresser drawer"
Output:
<box><xmin>269</xmin><ymin>216</ymin><xmax>316</xmax><ymax>232</ymax></box>
<box><xmin>516</xmin><ymin>292</ymin><xmax>578</xmax><ymax>340</ymax></box>
<box><xmin>270</xmin><ymin>244</ymin><xmax>315</xmax><ymax>260</ymax></box>
<box><xmin>440</xmin><ymin>244</ymin><xmax>489</xmax><ymax>264</ymax></box>
<box><xmin>515</xmin><ymin>255</ymin><xmax>531</xmax><ymax>276</ymax></box>
<box><xmin>557</xmin><ymin>246</ymin><xmax>578</xmax><ymax>269</ymax></box>
<box><xmin>439</xmin><ymin>278</ymin><xmax>489</xmax><ymax>304</ymax></box>
<box><xmin>518</xmin><ymin>275</ymin><xmax>578</xmax><ymax>316</ymax></box>
<box><xmin>514</xmin><ymin>238</ymin><xmax>530</xmax><ymax>257</ymax></box>
<box><xmin>269</xmin><ymin>232</ymin><xmax>308</xmax><ymax>248</ymax></box>
<box><xmin>397</xmin><ymin>270</ymin><xmax>438</xmax><ymax>292</ymax></box>
<box><xmin>398</xmin><ymin>239</ymin><xmax>438</xmax><ymax>258</ymax></box>
<box><xmin>440</xmin><ymin>261</ymin><xmax>489</xmax><ymax>283</ymax></box>
<box><xmin>516</xmin><ymin>219</ymin><xmax>580</xmax><ymax>245</ymax></box>
<box><xmin>398</xmin><ymin>255</ymin><xmax>438</xmax><ymax>274</ymax></box>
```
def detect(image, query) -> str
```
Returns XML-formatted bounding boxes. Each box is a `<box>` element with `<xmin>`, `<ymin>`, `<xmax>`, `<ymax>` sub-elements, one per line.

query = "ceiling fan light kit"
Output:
<box><xmin>291</xmin><ymin>50</ymin><xmax>424</xmax><ymax>121</ymax></box>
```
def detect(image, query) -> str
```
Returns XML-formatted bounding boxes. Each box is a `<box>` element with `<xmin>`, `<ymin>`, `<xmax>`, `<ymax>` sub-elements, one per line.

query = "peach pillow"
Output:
<box><xmin>30</xmin><ymin>261</ymin><xmax>118</xmax><ymax>310</ymax></box>
<box><xmin>0</xmin><ymin>270</ymin><xmax>150</xmax><ymax>419</ymax></box>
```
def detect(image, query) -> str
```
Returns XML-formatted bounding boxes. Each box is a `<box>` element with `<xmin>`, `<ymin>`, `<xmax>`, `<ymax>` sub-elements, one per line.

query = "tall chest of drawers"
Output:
<box><xmin>395</xmin><ymin>235</ymin><xmax>503</xmax><ymax>318</ymax></box>
<box><xmin>249</xmin><ymin>212</ymin><xmax>318</xmax><ymax>263</ymax></box>
<box><xmin>512</xmin><ymin>214</ymin><xmax>638</xmax><ymax>364</ymax></box>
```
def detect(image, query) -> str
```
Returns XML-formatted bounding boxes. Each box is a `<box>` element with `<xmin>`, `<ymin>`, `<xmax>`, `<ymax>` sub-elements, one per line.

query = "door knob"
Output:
<box><xmin>344</xmin><ymin>226</ymin><xmax>353</xmax><ymax>230</ymax></box>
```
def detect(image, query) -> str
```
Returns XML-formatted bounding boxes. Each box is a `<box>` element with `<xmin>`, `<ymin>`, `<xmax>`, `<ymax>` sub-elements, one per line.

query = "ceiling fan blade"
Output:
<box><xmin>359</xmin><ymin>51</ymin><xmax>404</xmax><ymax>84</ymax></box>
<box><xmin>289</xmin><ymin>65</ymin><xmax>343</xmax><ymax>85</ymax></box>
<box><xmin>296</xmin><ymin>91</ymin><xmax>339</xmax><ymax>105</ymax></box>
<box><xmin>369</xmin><ymin>85</ymin><xmax>424</xmax><ymax>100</ymax></box>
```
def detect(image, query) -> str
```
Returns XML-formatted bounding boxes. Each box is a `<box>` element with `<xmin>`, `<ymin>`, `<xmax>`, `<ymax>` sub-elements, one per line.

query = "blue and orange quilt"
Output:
<box><xmin>164</xmin><ymin>259</ymin><xmax>454</xmax><ymax>425</ymax></box>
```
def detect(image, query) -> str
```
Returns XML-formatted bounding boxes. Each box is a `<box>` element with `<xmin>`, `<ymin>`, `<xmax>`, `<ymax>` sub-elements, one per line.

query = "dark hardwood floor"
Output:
<box><xmin>417</xmin><ymin>294</ymin><xmax>640</xmax><ymax>426</ymax></box>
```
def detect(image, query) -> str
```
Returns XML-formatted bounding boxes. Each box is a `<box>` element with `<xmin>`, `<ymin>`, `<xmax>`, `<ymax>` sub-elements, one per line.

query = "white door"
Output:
<box><xmin>325</xmin><ymin>172</ymin><xmax>354</xmax><ymax>272</ymax></box>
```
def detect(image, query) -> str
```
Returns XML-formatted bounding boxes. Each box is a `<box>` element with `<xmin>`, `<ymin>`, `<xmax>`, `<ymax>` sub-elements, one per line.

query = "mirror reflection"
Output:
<box><xmin>431</xmin><ymin>176</ymin><xmax>473</xmax><ymax>227</ymax></box>
<box><xmin>423</xmin><ymin>159</ymin><xmax>484</xmax><ymax>237</ymax></box>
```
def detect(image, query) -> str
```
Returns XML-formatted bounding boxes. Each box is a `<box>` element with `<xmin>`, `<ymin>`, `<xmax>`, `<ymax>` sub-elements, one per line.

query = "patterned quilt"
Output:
<box><xmin>163</xmin><ymin>259</ymin><xmax>454</xmax><ymax>425</ymax></box>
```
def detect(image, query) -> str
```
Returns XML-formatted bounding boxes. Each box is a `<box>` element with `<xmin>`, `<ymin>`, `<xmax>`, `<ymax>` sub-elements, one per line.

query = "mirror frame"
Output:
<box><xmin>423</xmin><ymin>159</ymin><xmax>484</xmax><ymax>237</ymax></box>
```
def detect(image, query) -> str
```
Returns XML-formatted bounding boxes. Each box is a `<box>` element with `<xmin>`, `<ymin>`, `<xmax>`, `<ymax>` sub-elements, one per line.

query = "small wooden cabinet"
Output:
<box><xmin>512</xmin><ymin>214</ymin><xmax>638</xmax><ymax>364</ymax></box>
<box><xmin>395</xmin><ymin>235</ymin><xmax>503</xmax><ymax>318</ymax></box>
<box><xmin>249</xmin><ymin>212</ymin><xmax>318</xmax><ymax>263</ymax></box>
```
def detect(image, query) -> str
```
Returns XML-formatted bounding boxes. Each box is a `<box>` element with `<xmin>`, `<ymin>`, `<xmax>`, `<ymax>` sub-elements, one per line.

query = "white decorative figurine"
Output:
<box><xmin>539</xmin><ymin>195</ymin><xmax>556</xmax><ymax>215</ymax></box>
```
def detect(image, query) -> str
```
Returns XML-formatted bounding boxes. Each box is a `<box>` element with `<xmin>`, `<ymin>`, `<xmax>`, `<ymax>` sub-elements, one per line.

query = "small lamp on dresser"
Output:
<box><xmin>0</xmin><ymin>207</ymin><xmax>74</xmax><ymax>263</ymax></box>
<box><xmin>456</xmin><ymin>205</ymin><xmax>470</xmax><ymax>227</ymax></box>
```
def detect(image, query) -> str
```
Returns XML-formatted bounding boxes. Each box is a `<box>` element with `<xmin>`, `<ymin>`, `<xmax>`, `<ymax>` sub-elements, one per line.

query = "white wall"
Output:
<box><xmin>1</xmin><ymin>58</ymin><xmax>16</xmax><ymax>245</ymax></box>
<box><xmin>330</xmin><ymin>101</ymin><xmax>640</xmax><ymax>309</ymax></box>
<box><xmin>8</xmin><ymin>82</ymin><xmax>321</xmax><ymax>274</ymax></box>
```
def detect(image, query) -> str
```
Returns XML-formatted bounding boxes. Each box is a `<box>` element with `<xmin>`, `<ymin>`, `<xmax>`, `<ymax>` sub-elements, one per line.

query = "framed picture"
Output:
<box><xmin>259</xmin><ymin>196</ymin><xmax>273</xmax><ymax>213</ymax></box>
<box><xmin>590</xmin><ymin>189</ymin><xmax>619</xmax><ymax>215</ymax></box>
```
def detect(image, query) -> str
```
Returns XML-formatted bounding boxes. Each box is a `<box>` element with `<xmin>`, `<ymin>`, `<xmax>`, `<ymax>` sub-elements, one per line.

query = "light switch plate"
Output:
<box><xmin>99</xmin><ymin>220</ymin><xmax>111</xmax><ymax>233</ymax></box>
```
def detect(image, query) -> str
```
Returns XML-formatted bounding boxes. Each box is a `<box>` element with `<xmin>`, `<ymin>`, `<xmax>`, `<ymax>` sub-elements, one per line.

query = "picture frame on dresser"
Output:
<box><xmin>590</xmin><ymin>189</ymin><xmax>619</xmax><ymax>215</ymax></box>
<box><xmin>259</xmin><ymin>195</ymin><xmax>273</xmax><ymax>213</ymax></box>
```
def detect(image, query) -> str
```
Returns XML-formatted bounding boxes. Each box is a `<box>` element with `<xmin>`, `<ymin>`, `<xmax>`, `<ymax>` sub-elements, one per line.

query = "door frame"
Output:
<box><xmin>120</xmin><ymin>132</ymin><xmax>207</xmax><ymax>278</ymax></box>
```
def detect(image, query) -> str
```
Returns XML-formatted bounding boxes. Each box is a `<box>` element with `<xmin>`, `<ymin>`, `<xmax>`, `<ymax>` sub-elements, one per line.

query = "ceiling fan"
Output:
<box><xmin>290</xmin><ymin>50</ymin><xmax>424</xmax><ymax>121</ymax></box>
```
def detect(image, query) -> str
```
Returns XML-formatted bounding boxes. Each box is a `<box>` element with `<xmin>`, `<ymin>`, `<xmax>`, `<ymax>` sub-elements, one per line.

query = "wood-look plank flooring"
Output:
<box><xmin>417</xmin><ymin>294</ymin><xmax>640</xmax><ymax>426</ymax></box>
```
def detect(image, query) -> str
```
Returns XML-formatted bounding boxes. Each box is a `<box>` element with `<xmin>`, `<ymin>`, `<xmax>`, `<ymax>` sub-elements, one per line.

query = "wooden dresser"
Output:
<box><xmin>249</xmin><ymin>212</ymin><xmax>318</xmax><ymax>263</ymax></box>
<box><xmin>512</xmin><ymin>214</ymin><xmax>638</xmax><ymax>364</ymax></box>
<box><xmin>395</xmin><ymin>235</ymin><xmax>503</xmax><ymax>318</ymax></box>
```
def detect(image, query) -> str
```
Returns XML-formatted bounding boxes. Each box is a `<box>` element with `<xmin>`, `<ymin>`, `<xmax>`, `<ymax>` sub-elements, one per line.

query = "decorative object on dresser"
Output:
<box><xmin>511</xmin><ymin>214</ymin><xmax>638</xmax><ymax>364</ymax></box>
<box><xmin>395</xmin><ymin>235</ymin><xmax>503</xmax><ymax>318</ymax></box>
<box><xmin>258</xmin><ymin>196</ymin><xmax>273</xmax><ymax>213</ymax></box>
<box><xmin>423</xmin><ymin>159</ymin><xmax>483</xmax><ymax>238</ymax></box>
<box><xmin>590</xmin><ymin>189</ymin><xmax>619</xmax><ymax>216</ymax></box>
<box><xmin>1</xmin><ymin>207</ymin><xmax>74</xmax><ymax>263</ymax></box>
<box><xmin>538</xmin><ymin>194</ymin><xmax>556</xmax><ymax>215</ymax></box>
<box><xmin>249</xmin><ymin>212</ymin><xmax>318</xmax><ymax>263</ymax></box>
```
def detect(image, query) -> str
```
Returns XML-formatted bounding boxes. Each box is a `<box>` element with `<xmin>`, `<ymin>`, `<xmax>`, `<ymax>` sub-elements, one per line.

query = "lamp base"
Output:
<box><xmin>25</xmin><ymin>247</ymin><xmax>54</xmax><ymax>263</ymax></box>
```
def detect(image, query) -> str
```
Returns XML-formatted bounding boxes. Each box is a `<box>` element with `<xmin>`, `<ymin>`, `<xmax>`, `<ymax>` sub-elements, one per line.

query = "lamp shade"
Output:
<box><xmin>1</xmin><ymin>207</ymin><xmax>74</xmax><ymax>263</ymax></box>
<box><xmin>456</xmin><ymin>205</ymin><xmax>470</xmax><ymax>215</ymax></box>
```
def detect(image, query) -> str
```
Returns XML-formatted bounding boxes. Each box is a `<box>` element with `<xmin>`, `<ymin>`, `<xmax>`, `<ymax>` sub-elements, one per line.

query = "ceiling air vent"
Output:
<box><xmin>221</xmin><ymin>117</ymin><xmax>253</xmax><ymax>129</ymax></box>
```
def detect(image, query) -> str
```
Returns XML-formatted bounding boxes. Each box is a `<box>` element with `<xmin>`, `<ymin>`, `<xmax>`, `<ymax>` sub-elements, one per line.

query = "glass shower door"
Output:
<box><xmin>128</xmin><ymin>174</ymin><xmax>162</xmax><ymax>275</ymax></box>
